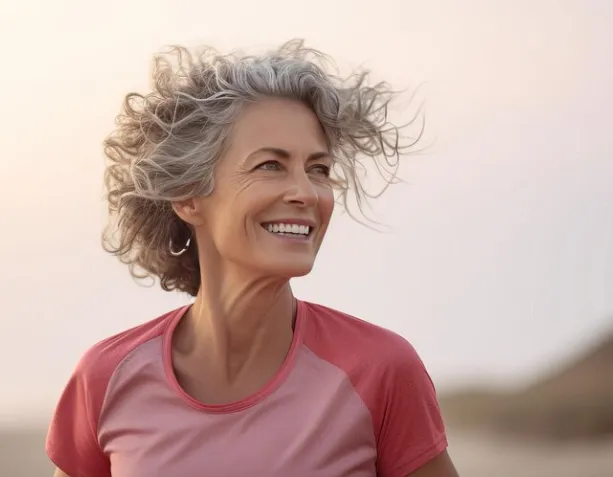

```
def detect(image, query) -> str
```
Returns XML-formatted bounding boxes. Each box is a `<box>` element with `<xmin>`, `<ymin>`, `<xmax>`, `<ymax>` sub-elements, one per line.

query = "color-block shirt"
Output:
<box><xmin>46</xmin><ymin>300</ymin><xmax>447</xmax><ymax>477</ymax></box>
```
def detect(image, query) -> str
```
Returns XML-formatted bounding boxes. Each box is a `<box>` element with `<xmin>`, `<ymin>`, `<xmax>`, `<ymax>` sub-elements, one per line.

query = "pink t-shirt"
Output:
<box><xmin>46</xmin><ymin>300</ymin><xmax>447</xmax><ymax>477</ymax></box>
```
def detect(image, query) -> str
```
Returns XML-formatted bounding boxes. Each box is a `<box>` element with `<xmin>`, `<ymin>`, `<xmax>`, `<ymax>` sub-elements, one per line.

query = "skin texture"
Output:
<box><xmin>52</xmin><ymin>98</ymin><xmax>459</xmax><ymax>476</ymax></box>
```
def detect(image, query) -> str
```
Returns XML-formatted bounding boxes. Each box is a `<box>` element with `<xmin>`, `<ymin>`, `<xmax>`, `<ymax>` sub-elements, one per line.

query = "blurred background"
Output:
<box><xmin>1</xmin><ymin>0</ymin><xmax>612</xmax><ymax>476</ymax></box>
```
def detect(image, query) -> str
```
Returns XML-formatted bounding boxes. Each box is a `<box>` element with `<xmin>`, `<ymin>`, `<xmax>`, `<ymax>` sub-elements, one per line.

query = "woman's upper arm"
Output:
<box><xmin>46</xmin><ymin>346</ymin><xmax>112</xmax><ymax>477</ymax></box>
<box><xmin>404</xmin><ymin>450</ymin><xmax>460</xmax><ymax>477</ymax></box>
<box><xmin>373</xmin><ymin>339</ymin><xmax>450</xmax><ymax>477</ymax></box>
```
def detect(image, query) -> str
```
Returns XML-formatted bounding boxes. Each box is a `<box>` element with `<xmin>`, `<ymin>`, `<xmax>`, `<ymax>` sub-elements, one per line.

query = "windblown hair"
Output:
<box><xmin>103</xmin><ymin>39</ymin><xmax>423</xmax><ymax>296</ymax></box>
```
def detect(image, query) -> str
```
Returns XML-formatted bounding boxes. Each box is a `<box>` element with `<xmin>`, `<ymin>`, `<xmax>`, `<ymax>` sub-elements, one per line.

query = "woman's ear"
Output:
<box><xmin>171</xmin><ymin>197</ymin><xmax>206</xmax><ymax>227</ymax></box>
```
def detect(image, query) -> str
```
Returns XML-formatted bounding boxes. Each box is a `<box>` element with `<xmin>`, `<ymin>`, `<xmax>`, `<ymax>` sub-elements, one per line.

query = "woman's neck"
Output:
<box><xmin>175</xmin><ymin>262</ymin><xmax>296</xmax><ymax>386</ymax></box>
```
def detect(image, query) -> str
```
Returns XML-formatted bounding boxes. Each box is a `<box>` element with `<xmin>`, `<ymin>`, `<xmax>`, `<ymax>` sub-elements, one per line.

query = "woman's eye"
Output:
<box><xmin>257</xmin><ymin>161</ymin><xmax>282</xmax><ymax>171</ymax></box>
<box><xmin>310</xmin><ymin>165</ymin><xmax>331</xmax><ymax>177</ymax></box>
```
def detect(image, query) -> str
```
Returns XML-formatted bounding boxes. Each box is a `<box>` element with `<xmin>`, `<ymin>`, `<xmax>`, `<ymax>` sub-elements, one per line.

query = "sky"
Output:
<box><xmin>0</xmin><ymin>0</ymin><xmax>612</xmax><ymax>424</ymax></box>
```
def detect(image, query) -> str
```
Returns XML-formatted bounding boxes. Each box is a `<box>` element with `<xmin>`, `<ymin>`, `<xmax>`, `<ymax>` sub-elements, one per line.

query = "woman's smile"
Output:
<box><xmin>260</xmin><ymin>219</ymin><xmax>316</xmax><ymax>242</ymax></box>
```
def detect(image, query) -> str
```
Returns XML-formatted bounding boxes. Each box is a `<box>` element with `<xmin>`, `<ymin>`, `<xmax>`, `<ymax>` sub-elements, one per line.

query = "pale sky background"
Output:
<box><xmin>0</xmin><ymin>0</ymin><xmax>612</xmax><ymax>425</ymax></box>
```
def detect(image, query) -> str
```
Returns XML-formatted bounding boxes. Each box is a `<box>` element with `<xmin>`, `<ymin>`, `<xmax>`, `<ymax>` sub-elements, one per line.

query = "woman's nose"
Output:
<box><xmin>283</xmin><ymin>171</ymin><xmax>318</xmax><ymax>207</ymax></box>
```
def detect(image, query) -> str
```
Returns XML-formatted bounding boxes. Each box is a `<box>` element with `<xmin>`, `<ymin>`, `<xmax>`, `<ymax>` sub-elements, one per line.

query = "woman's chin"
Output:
<box><xmin>259</xmin><ymin>256</ymin><xmax>316</xmax><ymax>279</ymax></box>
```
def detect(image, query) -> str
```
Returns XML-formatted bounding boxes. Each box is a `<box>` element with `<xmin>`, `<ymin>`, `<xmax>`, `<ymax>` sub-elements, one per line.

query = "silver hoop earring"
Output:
<box><xmin>169</xmin><ymin>237</ymin><xmax>191</xmax><ymax>257</ymax></box>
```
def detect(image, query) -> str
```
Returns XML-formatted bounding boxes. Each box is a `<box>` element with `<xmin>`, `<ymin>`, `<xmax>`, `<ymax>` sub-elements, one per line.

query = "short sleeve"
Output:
<box><xmin>375</xmin><ymin>343</ymin><xmax>448</xmax><ymax>477</ymax></box>
<box><xmin>46</xmin><ymin>356</ymin><xmax>111</xmax><ymax>477</ymax></box>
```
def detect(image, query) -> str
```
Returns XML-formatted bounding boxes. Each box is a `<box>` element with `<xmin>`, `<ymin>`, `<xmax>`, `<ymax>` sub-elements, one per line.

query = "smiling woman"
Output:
<box><xmin>101</xmin><ymin>40</ymin><xmax>408</xmax><ymax>297</ymax></box>
<box><xmin>45</xmin><ymin>40</ymin><xmax>458</xmax><ymax>477</ymax></box>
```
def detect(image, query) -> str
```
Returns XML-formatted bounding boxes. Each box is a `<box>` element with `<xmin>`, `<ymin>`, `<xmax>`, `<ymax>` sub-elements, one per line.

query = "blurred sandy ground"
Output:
<box><xmin>2</xmin><ymin>426</ymin><xmax>613</xmax><ymax>476</ymax></box>
<box><xmin>448</xmin><ymin>430</ymin><xmax>613</xmax><ymax>477</ymax></box>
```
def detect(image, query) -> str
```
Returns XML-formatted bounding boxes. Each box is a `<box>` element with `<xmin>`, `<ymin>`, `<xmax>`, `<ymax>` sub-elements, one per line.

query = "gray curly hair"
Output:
<box><xmin>103</xmin><ymin>39</ymin><xmax>423</xmax><ymax>296</ymax></box>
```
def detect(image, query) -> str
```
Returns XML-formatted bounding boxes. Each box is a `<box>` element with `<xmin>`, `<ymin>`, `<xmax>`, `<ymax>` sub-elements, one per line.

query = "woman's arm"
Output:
<box><xmin>405</xmin><ymin>450</ymin><xmax>459</xmax><ymax>477</ymax></box>
<box><xmin>367</xmin><ymin>335</ymin><xmax>454</xmax><ymax>477</ymax></box>
<box><xmin>46</xmin><ymin>345</ymin><xmax>112</xmax><ymax>477</ymax></box>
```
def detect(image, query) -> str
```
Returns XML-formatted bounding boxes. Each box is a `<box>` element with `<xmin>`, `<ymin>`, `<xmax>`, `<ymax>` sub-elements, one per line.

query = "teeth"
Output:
<box><xmin>264</xmin><ymin>223</ymin><xmax>310</xmax><ymax>236</ymax></box>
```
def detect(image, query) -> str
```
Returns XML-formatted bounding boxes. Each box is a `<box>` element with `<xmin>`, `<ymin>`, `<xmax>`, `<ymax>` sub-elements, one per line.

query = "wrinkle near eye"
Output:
<box><xmin>231</xmin><ymin>176</ymin><xmax>256</xmax><ymax>196</ymax></box>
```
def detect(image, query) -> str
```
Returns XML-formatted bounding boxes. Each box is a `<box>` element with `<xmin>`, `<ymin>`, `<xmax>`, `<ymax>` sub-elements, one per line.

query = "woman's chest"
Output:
<box><xmin>100</xmin><ymin>385</ymin><xmax>378</xmax><ymax>477</ymax></box>
<box><xmin>109</xmin><ymin>428</ymin><xmax>376</xmax><ymax>477</ymax></box>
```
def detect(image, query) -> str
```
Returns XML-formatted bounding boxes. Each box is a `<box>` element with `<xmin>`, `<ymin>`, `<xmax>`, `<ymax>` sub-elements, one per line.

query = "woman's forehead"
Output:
<box><xmin>228</xmin><ymin>99</ymin><xmax>329</xmax><ymax>154</ymax></box>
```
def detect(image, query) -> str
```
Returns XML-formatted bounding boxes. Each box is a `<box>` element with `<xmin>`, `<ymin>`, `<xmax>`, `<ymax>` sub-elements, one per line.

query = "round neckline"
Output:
<box><xmin>162</xmin><ymin>299</ymin><xmax>307</xmax><ymax>414</ymax></box>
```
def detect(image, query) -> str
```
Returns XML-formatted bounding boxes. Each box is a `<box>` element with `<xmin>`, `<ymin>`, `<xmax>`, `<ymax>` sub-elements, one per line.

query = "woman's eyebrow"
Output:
<box><xmin>246</xmin><ymin>147</ymin><xmax>330</xmax><ymax>161</ymax></box>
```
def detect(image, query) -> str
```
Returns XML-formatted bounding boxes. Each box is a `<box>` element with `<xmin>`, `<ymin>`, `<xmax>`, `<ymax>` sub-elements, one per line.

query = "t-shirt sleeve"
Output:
<box><xmin>46</xmin><ymin>354</ymin><xmax>111</xmax><ymax>477</ymax></box>
<box><xmin>374</xmin><ymin>341</ymin><xmax>448</xmax><ymax>477</ymax></box>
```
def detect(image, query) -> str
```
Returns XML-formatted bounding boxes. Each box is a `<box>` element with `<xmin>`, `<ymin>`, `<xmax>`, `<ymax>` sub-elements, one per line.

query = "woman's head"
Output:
<box><xmin>103</xmin><ymin>40</ymin><xmax>417</xmax><ymax>296</ymax></box>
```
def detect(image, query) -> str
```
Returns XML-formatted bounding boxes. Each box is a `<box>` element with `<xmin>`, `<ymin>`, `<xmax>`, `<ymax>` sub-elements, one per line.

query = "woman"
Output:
<box><xmin>46</xmin><ymin>40</ymin><xmax>459</xmax><ymax>477</ymax></box>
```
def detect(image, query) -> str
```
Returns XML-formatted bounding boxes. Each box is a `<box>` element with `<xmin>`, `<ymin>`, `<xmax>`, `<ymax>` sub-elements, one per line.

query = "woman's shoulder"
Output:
<box><xmin>70</xmin><ymin>306</ymin><xmax>187</xmax><ymax>388</ymax></box>
<box><xmin>300</xmin><ymin>300</ymin><xmax>424</xmax><ymax>371</ymax></box>
<box><xmin>47</xmin><ymin>306</ymin><xmax>188</xmax><ymax>477</ymax></box>
<box><xmin>301</xmin><ymin>304</ymin><xmax>448</xmax><ymax>475</ymax></box>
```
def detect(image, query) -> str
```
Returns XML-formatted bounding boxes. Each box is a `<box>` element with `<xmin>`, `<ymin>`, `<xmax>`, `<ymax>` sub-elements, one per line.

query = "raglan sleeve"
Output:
<box><xmin>46</xmin><ymin>351</ymin><xmax>111</xmax><ymax>477</ymax></box>
<box><xmin>374</xmin><ymin>339</ymin><xmax>448</xmax><ymax>477</ymax></box>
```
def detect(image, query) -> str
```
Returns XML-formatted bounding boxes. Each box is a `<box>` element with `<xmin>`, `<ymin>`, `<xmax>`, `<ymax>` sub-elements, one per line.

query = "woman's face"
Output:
<box><xmin>192</xmin><ymin>98</ymin><xmax>335</xmax><ymax>279</ymax></box>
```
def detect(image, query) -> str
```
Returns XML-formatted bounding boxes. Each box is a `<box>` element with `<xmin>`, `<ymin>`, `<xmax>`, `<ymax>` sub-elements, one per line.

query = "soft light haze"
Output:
<box><xmin>1</xmin><ymin>0</ymin><xmax>612</xmax><ymax>425</ymax></box>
